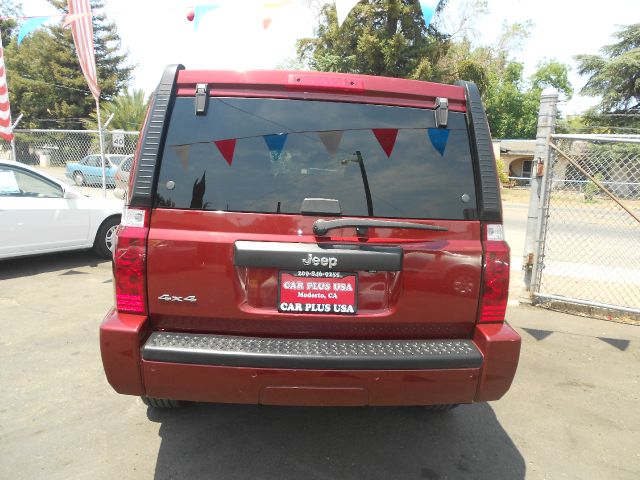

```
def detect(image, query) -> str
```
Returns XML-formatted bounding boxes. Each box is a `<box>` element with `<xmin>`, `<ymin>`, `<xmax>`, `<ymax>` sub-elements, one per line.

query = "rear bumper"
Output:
<box><xmin>100</xmin><ymin>308</ymin><xmax>520</xmax><ymax>406</ymax></box>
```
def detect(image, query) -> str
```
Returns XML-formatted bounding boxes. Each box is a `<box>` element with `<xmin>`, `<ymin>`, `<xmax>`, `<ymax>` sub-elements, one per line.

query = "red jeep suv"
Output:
<box><xmin>100</xmin><ymin>66</ymin><xmax>520</xmax><ymax>409</ymax></box>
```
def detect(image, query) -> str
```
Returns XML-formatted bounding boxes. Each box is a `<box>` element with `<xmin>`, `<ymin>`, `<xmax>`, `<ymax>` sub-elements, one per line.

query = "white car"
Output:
<box><xmin>0</xmin><ymin>160</ymin><xmax>124</xmax><ymax>260</ymax></box>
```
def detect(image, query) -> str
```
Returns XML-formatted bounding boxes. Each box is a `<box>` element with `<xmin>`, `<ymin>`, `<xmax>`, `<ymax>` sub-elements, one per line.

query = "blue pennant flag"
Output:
<box><xmin>264</xmin><ymin>133</ymin><xmax>288</xmax><ymax>161</ymax></box>
<box><xmin>194</xmin><ymin>5</ymin><xmax>219</xmax><ymax>31</ymax></box>
<box><xmin>18</xmin><ymin>16</ymin><xmax>51</xmax><ymax>45</ymax></box>
<box><xmin>428</xmin><ymin>128</ymin><xmax>450</xmax><ymax>156</ymax></box>
<box><xmin>420</xmin><ymin>1</ymin><xmax>440</xmax><ymax>28</ymax></box>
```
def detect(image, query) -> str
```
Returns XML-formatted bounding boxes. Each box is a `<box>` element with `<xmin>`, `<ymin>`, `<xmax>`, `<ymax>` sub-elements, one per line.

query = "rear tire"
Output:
<box><xmin>74</xmin><ymin>171</ymin><xmax>85</xmax><ymax>186</ymax></box>
<box><xmin>424</xmin><ymin>404</ymin><xmax>460</xmax><ymax>412</ymax></box>
<box><xmin>93</xmin><ymin>216</ymin><xmax>120</xmax><ymax>259</ymax></box>
<box><xmin>141</xmin><ymin>396</ymin><xmax>182</xmax><ymax>409</ymax></box>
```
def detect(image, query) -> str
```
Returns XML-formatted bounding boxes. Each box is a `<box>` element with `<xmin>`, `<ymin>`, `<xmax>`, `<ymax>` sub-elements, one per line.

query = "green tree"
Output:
<box><xmin>433</xmin><ymin>20</ymin><xmax>534</xmax><ymax>94</ymax></box>
<box><xmin>432</xmin><ymin>19</ymin><xmax>572</xmax><ymax>138</ymax></box>
<box><xmin>83</xmin><ymin>88</ymin><xmax>148</xmax><ymax>131</ymax></box>
<box><xmin>531</xmin><ymin>59</ymin><xmax>572</xmax><ymax>95</ymax></box>
<box><xmin>4</xmin><ymin>0</ymin><xmax>134</xmax><ymax>129</ymax></box>
<box><xmin>575</xmin><ymin>23</ymin><xmax>640</xmax><ymax>132</ymax></box>
<box><xmin>485</xmin><ymin>60</ymin><xmax>573</xmax><ymax>138</ymax></box>
<box><xmin>297</xmin><ymin>0</ymin><xmax>450</xmax><ymax>79</ymax></box>
<box><xmin>298</xmin><ymin>2</ymin><xmax>572</xmax><ymax>138</ymax></box>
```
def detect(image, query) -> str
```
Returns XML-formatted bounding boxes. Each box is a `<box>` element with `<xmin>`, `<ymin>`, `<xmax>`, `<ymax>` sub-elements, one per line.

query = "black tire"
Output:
<box><xmin>141</xmin><ymin>396</ymin><xmax>182</xmax><ymax>409</ymax></box>
<box><xmin>93</xmin><ymin>216</ymin><xmax>120</xmax><ymax>259</ymax></box>
<box><xmin>73</xmin><ymin>171</ymin><xmax>85</xmax><ymax>186</ymax></box>
<box><xmin>424</xmin><ymin>404</ymin><xmax>460</xmax><ymax>412</ymax></box>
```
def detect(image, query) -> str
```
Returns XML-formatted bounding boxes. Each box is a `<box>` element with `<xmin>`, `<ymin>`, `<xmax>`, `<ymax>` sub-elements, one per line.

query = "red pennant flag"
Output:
<box><xmin>372</xmin><ymin>129</ymin><xmax>398</xmax><ymax>158</ymax></box>
<box><xmin>214</xmin><ymin>139</ymin><xmax>237</xmax><ymax>166</ymax></box>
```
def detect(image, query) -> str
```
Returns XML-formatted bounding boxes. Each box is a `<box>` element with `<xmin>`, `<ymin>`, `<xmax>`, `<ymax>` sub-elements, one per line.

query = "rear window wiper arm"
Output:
<box><xmin>313</xmin><ymin>218</ymin><xmax>448</xmax><ymax>235</ymax></box>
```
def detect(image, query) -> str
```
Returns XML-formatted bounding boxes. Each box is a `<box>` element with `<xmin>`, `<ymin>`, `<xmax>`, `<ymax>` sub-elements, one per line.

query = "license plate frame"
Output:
<box><xmin>277</xmin><ymin>271</ymin><xmax>358</xmax><ymax>315</ymax></box>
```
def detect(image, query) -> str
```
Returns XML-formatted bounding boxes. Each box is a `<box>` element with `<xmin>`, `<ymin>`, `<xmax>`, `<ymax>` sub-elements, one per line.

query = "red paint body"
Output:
<box><xmin>100</xmin><ymin>69</ymin><xmax>521</xmax><ymax>407</ymax></box>
<box><xmin>145</xmin><ymin>211</ymin><xmax>483</xmax><ymax>339</ymax></box>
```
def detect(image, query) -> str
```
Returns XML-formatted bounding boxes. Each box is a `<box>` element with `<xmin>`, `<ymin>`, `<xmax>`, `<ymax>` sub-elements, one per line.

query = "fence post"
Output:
<box><xmin>10</xmin><ymin>113</ymin><xmax>23</xmax><ymax>162</ymax></box>
<box><xmin>523</xmin><ymin>88</ymin><xmax>559</xmax><ymax>294</ymax></box>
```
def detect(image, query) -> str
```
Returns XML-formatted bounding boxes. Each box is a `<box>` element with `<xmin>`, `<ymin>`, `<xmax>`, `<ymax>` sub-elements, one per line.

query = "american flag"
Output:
<box><xmin>67</xmin><ymin>0</ymin><xmax>100</xmax><ymax>101</ymax></box>
<box><xmin>0</xmin><ymin>39</ymin><xmax>13</xmax><ymax>142</ymax></box>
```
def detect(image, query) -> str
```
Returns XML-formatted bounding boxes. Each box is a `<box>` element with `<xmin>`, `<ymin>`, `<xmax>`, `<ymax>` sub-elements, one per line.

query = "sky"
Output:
<box><xmin>18</xmin><ymin>0</ymin><xmax>639</xmax><ymax>115</ymax></box>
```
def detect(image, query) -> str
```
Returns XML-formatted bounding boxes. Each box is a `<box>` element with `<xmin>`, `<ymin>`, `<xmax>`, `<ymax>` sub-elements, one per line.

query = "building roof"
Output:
<box><xmin>497</xmin><ymin>139</ymin><xmax>536</xmax><ymax>155</ymax></box>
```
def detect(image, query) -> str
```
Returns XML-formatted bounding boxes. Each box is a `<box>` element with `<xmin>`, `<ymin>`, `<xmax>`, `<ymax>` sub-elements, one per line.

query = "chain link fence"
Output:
<box><xmin>533</xmin><ymin>134</ymin><xmax>640</xmax><ymax>317</ymax></box>
<box><xmin>0</xmin><ymin>128</ymin><xmax>139</xmax><ymax>193</ymax></box>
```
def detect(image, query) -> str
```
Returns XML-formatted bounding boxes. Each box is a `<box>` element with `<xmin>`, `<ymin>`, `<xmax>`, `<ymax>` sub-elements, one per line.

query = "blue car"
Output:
<box><xmin>66</xmin><ymin>154</ymin><xmax>129</xmax><ymax>187</ymax></box>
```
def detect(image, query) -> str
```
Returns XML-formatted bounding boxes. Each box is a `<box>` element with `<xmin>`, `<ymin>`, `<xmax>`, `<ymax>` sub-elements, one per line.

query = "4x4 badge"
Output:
<box><xmin>158</xmin><ymin>294</ymin><xmax>197</xmax><ymax>303</ymax></box>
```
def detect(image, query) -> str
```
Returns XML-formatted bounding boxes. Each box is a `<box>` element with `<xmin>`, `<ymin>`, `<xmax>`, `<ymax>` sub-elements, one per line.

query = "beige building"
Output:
<box><xmin>493</xmin><ymin>139</ymin><xmax>536</xmax><ymax>183</ymax></box>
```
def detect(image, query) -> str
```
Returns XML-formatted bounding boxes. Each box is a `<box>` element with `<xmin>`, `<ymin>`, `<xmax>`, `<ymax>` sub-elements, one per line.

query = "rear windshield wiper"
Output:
<box><xmin>313</xmin><ymin>218</ymin><xmax>448</xmax><ymax>235</ymax></box>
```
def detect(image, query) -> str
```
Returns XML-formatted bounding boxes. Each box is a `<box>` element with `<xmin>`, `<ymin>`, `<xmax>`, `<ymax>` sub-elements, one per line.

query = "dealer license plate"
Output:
<box><xmin>278</xmin><ymin>271</ymin><xmax>358</xmax><ymax>315</ymax></box>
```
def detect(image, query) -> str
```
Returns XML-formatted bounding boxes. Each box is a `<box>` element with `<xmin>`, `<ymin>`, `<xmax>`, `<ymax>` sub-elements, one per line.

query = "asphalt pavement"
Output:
<box><xmin>1</xmin><ymin>246</ymin><xmax>639</xmax><ymax>479</ymax></box>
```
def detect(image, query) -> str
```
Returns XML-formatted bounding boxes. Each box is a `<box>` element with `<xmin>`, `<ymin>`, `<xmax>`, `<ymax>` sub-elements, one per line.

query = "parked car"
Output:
<box><xmin>113</xmin><ymin>155</ymin><xmax>133</xmax><ymax>201</ymax></box>
<box><xmin>65</xmin><ymin>154</ymin><xmax>129</xmax><ymax>187</ymax></box>
<box><xmin>0</xmin><ymin>160</ymin><xmax>123</xmax><ymax>259</ymax></box>
<box><xmin>100</xmin><ymin>66</ymin><xmax>521</xmax><ymax>410</ymax></box>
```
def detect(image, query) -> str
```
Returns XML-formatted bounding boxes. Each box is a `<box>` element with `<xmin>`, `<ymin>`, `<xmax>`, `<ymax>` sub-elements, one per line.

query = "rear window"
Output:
<box><xmin>155</xmin><ymin>97</ymin><xmax>477</xmax><ymax>220</ymax></box>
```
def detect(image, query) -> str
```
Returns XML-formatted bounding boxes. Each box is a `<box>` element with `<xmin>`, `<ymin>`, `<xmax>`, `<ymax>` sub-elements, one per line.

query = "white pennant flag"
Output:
<box><xmin>318</xmin><ymin>131</ymin><xmax>343</xmax><ymax>157</ymax></box>
<box><xmin>335</xmin><ymin>0</ymin><xmax>362</xmax><ymax>27</ymax></box>
<box><xmin>172</xmin><ymin>145</ymin><xmax>191</xmax><ymax>171</ymax></box>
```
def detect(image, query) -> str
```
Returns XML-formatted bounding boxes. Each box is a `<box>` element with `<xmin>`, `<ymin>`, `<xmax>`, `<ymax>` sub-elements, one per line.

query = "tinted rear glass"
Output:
<box><xmin>156</xmin><ymin>97</ymin><xmax>477</xmax><ymax>220</ymax></box>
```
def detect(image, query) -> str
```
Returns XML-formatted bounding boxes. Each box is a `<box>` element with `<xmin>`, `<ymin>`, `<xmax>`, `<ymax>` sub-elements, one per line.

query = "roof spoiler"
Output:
<box><xmin>455</xmin><ymin>80</ymin><xmax>503</xmax><ymax>223</ymax></box>
<box><xmin>129</xmin><ymin>64</ymin><xmax>185</xmax><ymax>208</ymax></box>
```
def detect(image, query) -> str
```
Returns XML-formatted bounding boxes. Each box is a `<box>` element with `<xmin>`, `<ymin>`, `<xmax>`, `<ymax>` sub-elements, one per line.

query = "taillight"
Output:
<box><xmin>478</xmin><ymin>224</ymin><xmax>510</xmax><ymax>323</ymax></box>
<box><xmin>113</xmin><ymin>208</ymin><xmax>149</xmax><ymax>314</ymax></box>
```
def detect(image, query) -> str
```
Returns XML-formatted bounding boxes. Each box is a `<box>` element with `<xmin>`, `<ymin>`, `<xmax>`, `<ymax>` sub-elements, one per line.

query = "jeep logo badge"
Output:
<box><xmin>302</xmin><ymin>253</ymin><xmax>338</xmax><ymax>269</ymax></box>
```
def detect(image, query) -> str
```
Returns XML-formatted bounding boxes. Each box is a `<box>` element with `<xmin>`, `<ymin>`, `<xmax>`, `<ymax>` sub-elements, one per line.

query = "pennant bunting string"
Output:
<box><xmin>262</xmin><ymin>0</ymin><xmax>293</xmax><ymax>29</ymax></box>
<box><xmin>263</xmin><ymin>133</ymin><xmax>288</xmax><ymax>161</ymax></box>
<box><xmin>172</xmin><ymin>145</ymin><xmax>191</xmax><ymax>171</ymax></box>
<box><xmin>335</xmin><ymin>0</ymin><xmax>362</xmax><ymax>27</ymax></box>
<box><xmin>372</xmin><ymin>128</ymin><xmax>398</xmax><ymax>158</ymax></box>
<box><xmin>17</xmin><ymin>16</ymin><xmax>51</xmax><ymax>44</ymax></box>
<box><xmin>214</xmin><ymin>139</ymin><xmax>237</xmax><ymax>166</ymax></box>
<box><xmin>193</xmin><ymin>5</ymin><xmax>219</xmax><ymax>31</ymax></box>
<box><xmin>419</xmin><ymin>0</ymin><xmax>441</xmax><ymax>28</ymax></box>
<box><xmin>318</xmin><ymin>130</ymin><xmax>343</xmax><ymax>157</ymax></box>
<box><xmin>5</xmin><ymin>1</ymin><xmax>436</xmax><ymax>37</ymax></box>
<box><xmin>169</xmin><ymin>127</ymin><xmax>451</xmax><ymax>162</ymax></box>
<box><xmin>427</xmin><ymin>128</ymin><xmax>450</xmax><ymax>156</ymax></box>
